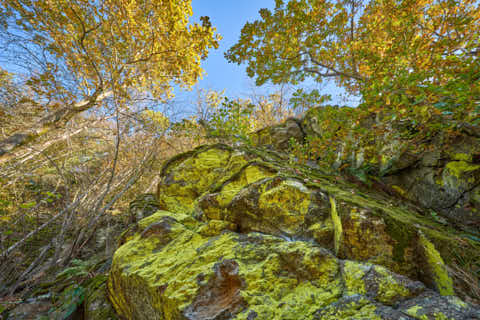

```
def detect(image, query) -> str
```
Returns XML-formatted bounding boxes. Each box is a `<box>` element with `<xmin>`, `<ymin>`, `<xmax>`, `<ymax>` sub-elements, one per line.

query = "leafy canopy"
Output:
<box><xmin>0</xmin><ymin>0</ymin><xmax>220</xmax><ymax>157</ymax></box>
<box><xmin>226</xmin><ymin>0</ymin><xmax>480</xmax><ymax>119</ymax></box>
<box><xmin>1</xmin><ymin>0</ymin><xmax>220</xmax><ymax>103</ymax></box>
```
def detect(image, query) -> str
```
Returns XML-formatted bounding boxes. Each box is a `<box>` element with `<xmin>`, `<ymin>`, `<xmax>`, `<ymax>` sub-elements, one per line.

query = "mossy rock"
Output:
<box><xmin>190</xmin><ymin>146</ymin><xmax>478</xmax><ymax>286</ymax></box>
<box><xmin>84</xmin><ymin>281</ymin><xmax>118</xmax><ymax>320</ymax></box>
<box><xmin>157</xmin><ymin>144</ymin><xmax>255</xmax><ymax>213</ymax></box>
<box><xmin>301</xmin><ymin>107</ymin><xmax>480</xmax><ymax>229</ymax></box>
<box><xmin>129</xmin><ymin>193</ymin><xmax>160</xmax><ymax>223</ymax></box>
<box><xmin>108</xmin><ymin>211</ymin><xmax>479</xmax><ymax>319</ymax></box>
<box><xmin>250</xmin><ymin>118</ymin><xmax>304</xmax><ymax>151</ymax></box>
<box><xmin>108</xmin><ymin>144</ymin><xmax>480</xmax><ymax>318</ymax></box>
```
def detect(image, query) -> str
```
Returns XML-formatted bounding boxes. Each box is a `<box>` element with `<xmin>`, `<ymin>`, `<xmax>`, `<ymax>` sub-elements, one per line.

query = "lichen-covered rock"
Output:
<box><xmin>108</xmin><ymin>210</ymin><xmax>479</xmax><ymax>319</ymax></box>
<box><xmin>250</xmin><ymin>118</ymin><xmax>304</xmax><ymax>151</ymax></box>
<box><xmin>84</xmin><ymin>281</ymin><xmax>118</xmax><ymax>320</ymax></box>
<box><xmin>301</xmin><ymin>107</ymin><xmax>480</xmax><ymax>229</ymax></box>
<box><xmin>129</xmin><ymin>193</ymin><xmax>160</xmax><ymax>223</ymax></box>
<box><xmin>157</xmin><ymin>144</ymin><xmax>253</xmax><ymax>213</ymax></box>
<box><xmin>108</xmin><ymin>144</ymin><xmax>480</xmax><ymax>319</ymax></box>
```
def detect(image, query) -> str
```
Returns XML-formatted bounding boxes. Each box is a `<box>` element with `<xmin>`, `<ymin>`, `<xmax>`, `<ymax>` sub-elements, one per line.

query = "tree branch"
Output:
<box><xmin>0</xmin><ymin>90</ymin><xmax>112</xmax><ymax>160</ymax></box>
<box><xmin>306</xmin><ymin>51</ymin><xmax>365</xmax><ymax>81</ymax></box>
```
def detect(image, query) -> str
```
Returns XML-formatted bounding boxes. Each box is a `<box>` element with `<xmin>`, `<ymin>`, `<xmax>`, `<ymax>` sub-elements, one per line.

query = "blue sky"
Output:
<box><xmin>174</xmin><ymin>0</ymin><xmax>356</xmax><ymax>113</ymax></box>
<box><xmin>188</xmin><ymin>0</ymin><xmax>275</xmax><ymax>97</ymax></box>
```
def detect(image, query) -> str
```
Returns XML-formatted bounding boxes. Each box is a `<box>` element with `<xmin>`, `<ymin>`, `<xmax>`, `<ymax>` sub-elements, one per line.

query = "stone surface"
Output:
<box><xmin>129</xmin><ymin>193</ymin><xmax>160</xmax><ymax>223</ymax></box>
<box><xmin>108</xmin><ymin>144</ymin><xmax>480</xmax><ymax>319</ymax></box>
<box><xmin>250</xmin><ymin>118</ymin><xmax>304</xmax><ymax>151</ymax></box>
<box><xmin>84</xmin><ymin>281</ymin><xmax>118</xmax><ymax>320</ymax></box>
<box><xmin>301</xmin><ymin>107</ymin><xmax>480</xmax><ymax>229</ymax></box>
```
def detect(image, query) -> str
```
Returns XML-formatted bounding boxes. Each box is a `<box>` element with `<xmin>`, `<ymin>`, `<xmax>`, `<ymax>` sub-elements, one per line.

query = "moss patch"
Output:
<box><xmin>330</xmin><ymin>197</ymin><xmax>343</xmax><ymax>256</ymax></box>
<box><xmin>418</xmin><ymin>232</ymin><xmax>454</xmax><ymax>296</ymax></box>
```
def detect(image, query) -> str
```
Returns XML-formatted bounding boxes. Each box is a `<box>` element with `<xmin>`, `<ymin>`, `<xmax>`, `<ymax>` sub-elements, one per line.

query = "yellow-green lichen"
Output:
<box><xmin>418</xmin><ymin>232</ymin><xmax>454</xmax><ymax>296</ymax></box>
<box><xmin>308</xmin><ymin>220</ymin><xmax>334</xmax><ymax>246</ymax></box>
<box><xmin>138</xmin><ymin>210</ymin><xmax>198</xmax><ymax>232</ymax></box>
<box><xmin>110</xmin><ymin>143</ymin><xmax>480</xmax><ymax>319</ymax></box>
<box><xmin>157</xmin><ymin>146</ymin><xmax>233</xmax><ymax>213</ymax></box>
<box><xmin>256</xmin><ymin>179</ymin><xmax>311</xmax><ymax>235</ymax></box>
<box><xmin>330</xmin><ymin>197</ymin><xmax>343</xmax><ymax>256</ymax></box>
<box><xmin>444</xmin><ymin>161</ymin><xmax>480</xmax><ymax>179</ymax></box>
<box><xmin>373</xmin><ymin>266</ymin><xmax>412</xmax><ymax>305</ymax></box>
<box><xmin>224</xmin><ymin>151</ymin><xmax>250</xmax><ymax>175</ymax></box>
<box><xmin>197</xmin><ymin>219</ymin><xmax>237</xmax><ymax>237</ymax></box>
<box><xmin>341</xmin><ymin>208</ymin><xmax>395</xmax><ymax>269</ymax></box>
<box><xmin>432</xmin><ymin>312</ymin><xmax>451</xmax><ymax>320</ymax></box>
<box><xmin>314</xmin><ymin>297</ymin><xmax>382</xmax><ymax>320</ymax></box>
<box><xmin>342</xmin><ymin>262</ymin><xmax>418</xmax><ymax>306</ymax></box>
<box><xmin>405</xmin><ymin>305</ymin><xmax>423</xmax><ymax>318</ymax></box>
<box><xmin>217</xmin><ymin>164</ymin><xmax>276</xmax><ymax>207</ymax></box>
<box><xmin>391</xmin><ymin>185</ymin><xmax>407</xmax><ymax>197</ymax></box>
<box><xmin>109</xmin><ymin>217</ymin><xmax>233</xmax><ymax>318</ymax></box>
<box><xmin>198</xmin><ymin>163</ymin><xmax>277</xmax><ymax>222</ymax></box>
<box><xmin>452</xmin><ymin>153</ymin><xmax>472</xmax><ymax>162</ymax></box>
<box><xmin>109</xmin><ymin>213</ymin><xmax>348</xmax><ymax>320</ymax></box>
<box><xmin>342</xmin><ymin>261</ymin><xmax>368</xmax><ymax>295</ymax></box>
<box><xmin>233</xmin><ymin>240</ymin><xmax>342</xmax><ymax>320</ymax></box>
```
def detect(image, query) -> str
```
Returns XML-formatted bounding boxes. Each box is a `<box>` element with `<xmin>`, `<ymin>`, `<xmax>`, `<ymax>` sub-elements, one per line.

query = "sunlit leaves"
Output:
<box><xmin>227</xmin><ymin>0</ymin><xmax>479</xmax><ymax>123</ymax></box>
<box><xmin>1</xmin><ymin>0</ymin><xmax>221</xmax><ymax>106</ymax></box>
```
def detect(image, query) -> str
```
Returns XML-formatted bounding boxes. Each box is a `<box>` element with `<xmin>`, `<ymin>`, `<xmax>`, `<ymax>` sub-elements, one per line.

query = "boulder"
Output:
<box><xmin>302</xmin><ymin>107</ymin><xmax>480</xmax><ymax>229</ymax></box>
<box><xmin>129</xmin><ymin>193</ymin><xmax>161</xmax><ymax>223</ymax></box>
<box><xmin>84</xmin><ymin>281</ymin><xmax>118</xmax><ymax>320</ymax></box>
<box><xmin>250</xmin><ymin>118</ymin><xmax>304</xmax><ymax>151</ymax></box>
<box><xmin>108</xmin><ymin>144</ymin><xmax>480</xmax><ymax>319</ymax></box>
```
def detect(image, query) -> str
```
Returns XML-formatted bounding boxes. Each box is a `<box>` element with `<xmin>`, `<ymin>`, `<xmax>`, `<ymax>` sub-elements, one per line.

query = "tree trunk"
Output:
<box><xmin>0</xmin><ymin>90</ymin><xmax>112</xmax><ymax>161</ymax></box>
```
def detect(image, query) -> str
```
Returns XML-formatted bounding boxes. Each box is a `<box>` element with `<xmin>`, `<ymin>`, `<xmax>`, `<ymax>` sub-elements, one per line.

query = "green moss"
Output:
<box><xmin>444</xmin><ymin>161</ymin><xmax>480</xmax><ymax>179</ymax></box>
<box><xmin>472</xmin><ymin>187</ymin><xmax>480</xmax><ymax>203</ymax></box>
<box><xmin>382</xmin><ymin>215</ymin><xmax>415</xmax><ymax>265</ymax></box>
<box><xmin>84</xmin><ymin>282</ymin><xmax>118</xmax><ymax>320</ymax></box>
<box><xmin>452</xmin><ymin>153</ymin><xmax>472</xmax><ymax>162</ymax></box>
<box><xmin>418</xmin><ymin>232</ymin><xmax>454</xmax><ymax>296</ymax></box>
<box><xmin>330</xmin><ymin>197</ymin><xmax>343</xmax><ymax>256</ymax></box>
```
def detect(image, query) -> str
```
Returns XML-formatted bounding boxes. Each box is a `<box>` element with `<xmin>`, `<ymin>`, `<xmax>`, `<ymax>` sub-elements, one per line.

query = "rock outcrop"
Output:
<box><xmin>302</xmin><ymin>107</ymin><xmax>480</xmax><ymax>231</ymax></box>
<box><xmin>108</xmin><ymin>144</ymin><xmax>480</xmax><ymax>319</ymax></box>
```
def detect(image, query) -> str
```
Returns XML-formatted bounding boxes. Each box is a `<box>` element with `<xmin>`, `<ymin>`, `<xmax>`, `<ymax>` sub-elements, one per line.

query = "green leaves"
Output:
<box><xmin>208</xmin><ymin>98</ymin><xmax>256</xmax><ymax>143</ymax></box>
<box><xmin>289</xmin><ymin>88</ymin><xmax>331</xmax><ymax>111</ymax></box>
<box><xmin>19</xmin><ymin>201</ymin><xmax>36</xmax><ymax>209</ymax></box>
<box><xmin>227</xmin><ymin>0</ymin><xmax>479</xmax><ymax>126</ymax></box>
